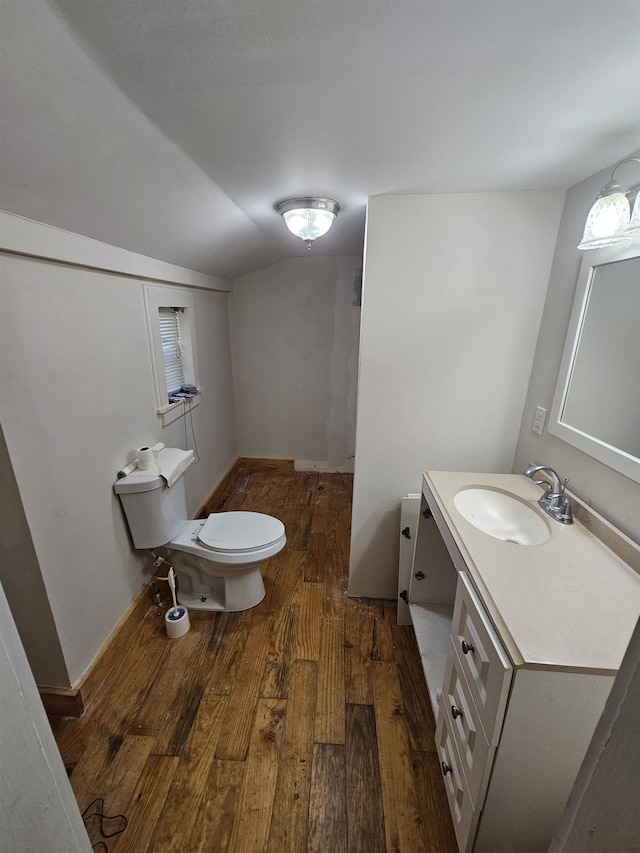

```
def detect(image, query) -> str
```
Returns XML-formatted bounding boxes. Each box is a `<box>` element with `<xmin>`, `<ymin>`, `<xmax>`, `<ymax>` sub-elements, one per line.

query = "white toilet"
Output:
<box><xmin>114</xmin><ymin>456</ymin><xmax>286</xmax><ymax>612</ymax></box>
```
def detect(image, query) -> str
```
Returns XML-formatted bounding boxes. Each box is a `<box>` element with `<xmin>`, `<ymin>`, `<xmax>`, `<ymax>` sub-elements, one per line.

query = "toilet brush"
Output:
<box><xmin>165</xmin><ymin>567</ymin><xmax>190</xmax><ymax>638</ymax></box>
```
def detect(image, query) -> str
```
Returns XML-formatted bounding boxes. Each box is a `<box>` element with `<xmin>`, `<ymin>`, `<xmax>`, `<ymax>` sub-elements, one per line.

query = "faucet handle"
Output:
<box><xmin>559</xmin><ymin>496</ymin><xmax>573</xmax><ymax>523</ymax></box>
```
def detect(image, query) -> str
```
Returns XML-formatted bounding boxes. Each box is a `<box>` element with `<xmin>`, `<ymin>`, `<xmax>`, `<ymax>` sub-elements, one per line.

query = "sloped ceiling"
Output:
<box><xmin>1</xmin><ymin>0</ymin><xmax>639</xmax><ymax>278</ymax></box>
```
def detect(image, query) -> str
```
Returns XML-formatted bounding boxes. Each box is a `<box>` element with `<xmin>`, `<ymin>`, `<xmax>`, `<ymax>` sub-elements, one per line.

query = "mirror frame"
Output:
<box><xmin>549</xmin><ymin>240</ymin><xmax>640</xmax><ymax>483</ymax></box>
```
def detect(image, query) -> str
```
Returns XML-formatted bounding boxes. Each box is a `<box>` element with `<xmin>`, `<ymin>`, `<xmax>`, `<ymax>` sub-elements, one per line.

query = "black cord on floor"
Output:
<box><xmin>82</xmin><ymin>797</ymin><xmax>127</xmax><ymax>851</ymax></box>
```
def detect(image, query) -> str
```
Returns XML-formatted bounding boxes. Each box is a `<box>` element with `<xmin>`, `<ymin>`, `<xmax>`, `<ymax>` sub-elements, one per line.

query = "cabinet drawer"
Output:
<box><xmin>435</xmin><ymin>708</ymin><xmax>478</xmax><ymax>853</ymax></box>
<box><xmin>441</xmin><ymin>640</ymin><xmax>493</xmax><ymax>807</ymax></box>
<box><xmin>451</xmin><ymin>573</ymin><xmax>512</xmax><ymax>744</ymax></box>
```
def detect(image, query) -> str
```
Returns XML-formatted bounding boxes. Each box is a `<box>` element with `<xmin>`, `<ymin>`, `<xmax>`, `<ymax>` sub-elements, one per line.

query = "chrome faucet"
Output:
<box><xmin>523</xmin><ymin>464</ymin><xmax>573</xmax><ymax>525</ymax></box>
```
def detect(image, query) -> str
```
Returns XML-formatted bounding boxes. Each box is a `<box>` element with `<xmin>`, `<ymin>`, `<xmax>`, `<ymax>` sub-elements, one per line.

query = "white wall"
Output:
<box><xmin>229</xmin><ymin>256</ymin><xmax>361</xmax><ymax>469</ymax></box>
<box><xmin>0</xmin><ymin>579</ymin><xmax>91</xmax><ymax>852</ymax></box>
<box><xmin>349</xmin><ymin>191</ymin><xmax>565</xmax><ymax>598</ymax></box>
<box><xmin>0</xmin><ymin>218</ymin><xmax>237</xmax><ymax>686</ymax></box>
<box><xmin>0</xmin><ymin>0</ymin><xmax>263</xmax><ymax>279</ymax></box>
<box><xmin>513</xmin><ymin>154</ymin><xmax>640</xmax><ymax>543</ymax></box>
<box><xmin>0</xmin><ymin>423</ymin><xmax>69</xmax><ymax>687</ymax></box>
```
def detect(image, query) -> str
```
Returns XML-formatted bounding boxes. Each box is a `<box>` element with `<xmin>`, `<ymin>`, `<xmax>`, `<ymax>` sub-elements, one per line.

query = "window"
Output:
<box><xmin>159</xmin><ymin>307</ymin><xmax>186</xmax><ymax>395</ymax></box>
<box><xmin>144</xmin><ymin>285</ymin><xmax>200</xmax><ymax>426</ymax></box>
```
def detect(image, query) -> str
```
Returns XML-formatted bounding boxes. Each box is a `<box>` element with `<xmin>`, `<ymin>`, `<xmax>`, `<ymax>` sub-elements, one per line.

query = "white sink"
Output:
<box><xmin>454</xmin><ymin>487</ymin><xmax>550</xmax><ymax>546</ymax></box>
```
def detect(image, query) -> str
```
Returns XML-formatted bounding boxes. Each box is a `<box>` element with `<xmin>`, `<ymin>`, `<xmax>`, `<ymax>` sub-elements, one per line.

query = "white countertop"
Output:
<box><xmin>423</xmin><ymin>471</ymin><xmax>640</xmax><ymax>674</ymax></box>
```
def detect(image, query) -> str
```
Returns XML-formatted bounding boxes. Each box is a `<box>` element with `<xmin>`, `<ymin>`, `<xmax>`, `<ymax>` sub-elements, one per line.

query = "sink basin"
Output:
<box><xmin>454</xmin><ymin>487</ymin><xmax>550</xmax><ymax>545</ymax></box>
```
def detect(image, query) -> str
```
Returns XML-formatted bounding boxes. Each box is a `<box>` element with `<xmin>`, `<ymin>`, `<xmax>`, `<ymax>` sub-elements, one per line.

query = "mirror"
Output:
<box><xmin>549</xmin><ymin>243</ymin><xmax>640</xmax><ymax>483</ymax></box>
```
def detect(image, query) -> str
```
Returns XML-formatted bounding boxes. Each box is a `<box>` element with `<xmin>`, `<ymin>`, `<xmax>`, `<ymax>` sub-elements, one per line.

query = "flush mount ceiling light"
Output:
<box><xmin>276</xmin><ymin>197</ymin><xmax>341</xmax><ymax>250</ymax></box>
<box><xmin>578</xmin><ymin>157</ymin><xmax>640</xmax><ymax>250</ymax></box>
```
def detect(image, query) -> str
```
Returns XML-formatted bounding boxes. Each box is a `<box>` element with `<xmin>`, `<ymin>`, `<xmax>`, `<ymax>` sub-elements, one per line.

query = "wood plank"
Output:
<box><xmin>285</xmin><ymin>471</ymin><xmax>320</xmax><ymax>508</ymax></box>
<box><xmin>261</xmin><ymin>550</ymin><xmax>304</xmax><ymax>615</ymax></box>
<box><xmin>279</xmin><ymin>506</ymin><xmax>314</xmax><ymax>551</ymax></box>
<box><xmin>238</xmin><ymin>457</ymin><xmax>295</xmax><ymax>473</ymax></box>
<box><xmin>345</xmin><ymin>703</ymin><xmax>386</xmax><ymax>853</ymax></box>
<box><xmin>69</xmin><ymin>609</ymin><xmax>166</xmax><ymax>749</ymax></box>
<box><xmin>294</xmin><ymin>581</ymin><xmax>324</xmax><ymax>661</ymax></box>
<box><xmin>304</xmin><ymin>531</ymin><xmax>327</xmax><ymax>583</ymax></box>
<box><xmin>148</xmin><ymin>693</ymin><xmax>228</xmax><ymax>851</ymax></box>
<box><xmin>69</xmin><ymin>734</ymin><xmax>125</xmax><ymax>808</ymax></box>
<box><xmin>322</xmin><ymin>547</ymin><xmax>348</xmax><ymax>619</ymax></box>
<box><xmin>130</xmin><ymin>612</ymin><xmax>213</xmax><ymax>746</ymax></box>
<box><xmin>327</xmin><ymin>473</ymin><xmax>354</xmax><ymax>505</ymax></box>
<box><xmin>215</xmin><ymin>612</ymin><xmax>275</xmax><ymax>761</ymax></box>
<box><xmin>77</xmin><ymin>584</ymin><xmax>154</xmax><ymax>706</ymax></box>
<box><xmin>312</xmin><ymin>502</ymin><xmax>352</xmax><ymax>552</ymax></box>
<box><xmin>308</xmin><ymin>743</ymin><xmax>347</xmax><ymax>853</ymax></box>
<box><xmin>227</xmin><ymin>698</ymin><xmax>287</xmax><ymax>851</ymax></box>
<box><xmin>397</xmin><ymin>657</ymin><xmax>437</xmax><ymax>753</ymax></box>
<box><xmin>315</xmin><ymin>617</ymin><xmax>345</xmax><ymax>744</ymax></box>
<box><xmin>344</xmin><ymin>600</ymin><xmax>374</xmax><ymax>705</ymax></box>
<box><xmin>410</xmin><ymin>750</ymin><xmax>459</xmax><ymax>852</ymax></box>
<box><xmin>261</xmin><ymin>602</ymin><xmax>297</xmax><ymax>699</ymax></box>
<box><xmin>206</xmin><ymin>609</ymin><xmax>253</xmax><ymax>695</ymax></box>
<box><xmin>267</xmin><ymin>661</ymin><xmax>318</xmax><ymax>852</ymax></box>
<box><xmin>367</xmin><ymin>600</ymin><xmax>397</xmax><ymax>663</ymax></box>
<box><xmin>109</xmin><ymin>754</ymin><xmax>180</xmax><ymax>853</ymax></box>
<box><xmin>187</xmin><ymin>759</ymin><xmax>245</xmax><ymax>852</ymax></box>
<box><xmin>94</xmin><ymin>735</ymin><xmax>157</xmax><ymax>817</ymax></box>
<box><xmin>79</xmin><ymin>735</ymin><xmax>155</xmax><ymax>849</ymax></box>
<box><xmin>371</xmin><ymin>660</ymin><xmax>431</xmax><ymax>852</ymax></box>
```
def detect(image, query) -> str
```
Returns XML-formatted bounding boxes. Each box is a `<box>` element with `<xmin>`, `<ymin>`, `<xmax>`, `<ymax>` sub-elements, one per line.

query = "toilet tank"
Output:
<box><xmin>114</xmin><ymin>473</ymin><xmax>188</xmax><ymax>549</ymax></box>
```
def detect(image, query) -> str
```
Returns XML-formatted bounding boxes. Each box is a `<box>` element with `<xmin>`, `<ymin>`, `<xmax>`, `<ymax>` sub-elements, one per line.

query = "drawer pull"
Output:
<box><xmin>441</xmin><ymin>760</ymin><xmax>452</xmax><ymax>776</ymax></box>
<box><xmin>461</xmin><ymin>639</ymin><xmax>475</xmax><ymax>655</ymax></box>
<box><xmin>451</xmin><ymin>704</ymin><xmax>463</xmax><ymax>720</ymax></box>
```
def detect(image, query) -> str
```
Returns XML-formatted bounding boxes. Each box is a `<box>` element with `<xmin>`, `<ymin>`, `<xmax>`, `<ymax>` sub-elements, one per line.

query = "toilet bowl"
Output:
<box><xmin>113</xmin><ymin>450</ymin><xmax>286</xmax><ymax>613</ymax></box>
<box><xmin>168</xmin><ymin>512</ymin><xmax>286</xmax><ymax>611</ymax></box>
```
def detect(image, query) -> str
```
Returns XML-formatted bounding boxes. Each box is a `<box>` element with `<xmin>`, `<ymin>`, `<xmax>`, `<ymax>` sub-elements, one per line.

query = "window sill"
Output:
<box><xmin>156</xmin><ymin>395</ymin><xmax>200</xmax><ymax>427</ymax></box>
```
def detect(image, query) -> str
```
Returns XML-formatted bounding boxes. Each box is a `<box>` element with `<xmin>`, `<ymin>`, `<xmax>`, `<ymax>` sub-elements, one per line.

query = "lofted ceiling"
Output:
<box><xmin>1</xmin><ymin>0</ymin><xmax>639</xmax><ymax>279</ymax></box>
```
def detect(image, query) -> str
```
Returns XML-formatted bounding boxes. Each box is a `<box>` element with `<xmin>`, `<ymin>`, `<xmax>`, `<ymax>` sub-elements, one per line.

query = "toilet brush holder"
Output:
<box><xmin>165</xmin><ymin>605</ymin><xmax>190</xmax><ymax>638</ymax></box>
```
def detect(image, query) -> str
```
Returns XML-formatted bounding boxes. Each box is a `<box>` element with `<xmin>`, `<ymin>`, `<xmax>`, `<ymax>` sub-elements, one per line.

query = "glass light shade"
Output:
<box><xmin>276</xmin><ymin>197</ymin><xmax>340</xmax><ymax>248</ymax></box>
<box><xmin>625</xmin><ymin>192</ymin><xmax>640</xmax><ymax>239</ymax></box>
<box><xmin>578</xmin><ymin>191</ymin><xmax>630</xmax><ymax>250</ymax></box>
<box><xmin>282</xmin><ymin>207</ymin><xmax>336</xmax><ymax>242</ymax></box>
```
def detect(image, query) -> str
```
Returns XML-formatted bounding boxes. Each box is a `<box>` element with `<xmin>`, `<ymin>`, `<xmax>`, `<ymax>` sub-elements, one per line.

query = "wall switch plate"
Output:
<box><xmin>532</xmin><ymin>406</ymin><xmax>547</xmax><ymax>436</ymax></box>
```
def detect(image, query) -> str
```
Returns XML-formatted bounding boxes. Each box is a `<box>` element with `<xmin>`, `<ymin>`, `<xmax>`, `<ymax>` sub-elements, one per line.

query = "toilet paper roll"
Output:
<box><xmin>117</xmin><ymin>460</ymin><xmax>138</xmax><ymax>479</ymax></box>
<box><xmin>136</xmin><ymin>446</ymin><xmax>156</xmax><ymax>471</ymax></box>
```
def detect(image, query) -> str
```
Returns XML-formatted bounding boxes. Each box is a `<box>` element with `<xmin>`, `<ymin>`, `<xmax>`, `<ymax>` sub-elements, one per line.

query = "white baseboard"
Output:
<box><xmin>294</xmin><ymin>457</ymin><xmax>355</xmax><ymax>474</ymax></box>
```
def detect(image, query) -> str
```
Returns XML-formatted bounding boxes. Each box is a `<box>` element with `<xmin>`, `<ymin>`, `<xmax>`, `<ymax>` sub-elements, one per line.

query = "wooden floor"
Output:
<box><xmin>51</xmin><ymin>461</ymin><xmax>457</xmax><ymax>853</ymax></box>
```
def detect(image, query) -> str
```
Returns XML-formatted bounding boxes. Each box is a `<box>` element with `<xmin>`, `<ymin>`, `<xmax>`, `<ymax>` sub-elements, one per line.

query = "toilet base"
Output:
<box><xmin>171</xmin><ymin>551</ymin><xmax>266</xmax><ymax>612</ymax></box>
<box><xmin>177</xmin><ymin>584</ymin><xmax>265</xmax><ymax>612</ymax></box>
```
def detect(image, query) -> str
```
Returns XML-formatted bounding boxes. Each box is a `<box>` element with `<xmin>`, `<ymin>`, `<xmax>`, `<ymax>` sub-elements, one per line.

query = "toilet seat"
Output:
<box><xmin>199</xmin><ymin>511</ymin><xmax>285</xmax><ymax>554</ymax></box>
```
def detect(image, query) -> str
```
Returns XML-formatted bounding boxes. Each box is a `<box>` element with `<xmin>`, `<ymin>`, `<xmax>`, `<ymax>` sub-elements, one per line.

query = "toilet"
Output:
<box><xmin>114</xmin><ymin>452</ymin><xmax>286</xmax><ymax>612</ymax></box>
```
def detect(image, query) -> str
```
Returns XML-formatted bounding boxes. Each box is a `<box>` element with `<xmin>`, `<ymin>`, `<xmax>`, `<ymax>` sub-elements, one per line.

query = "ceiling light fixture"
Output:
<box><xmin>578</xmin><ymin>157</ymin><xmax>640</xmax><ymax>250</ymax></box>
<box><xmin>276</xmin><ymin>197</ymin><xmax>340</xmax><ymax>250</ymax></box>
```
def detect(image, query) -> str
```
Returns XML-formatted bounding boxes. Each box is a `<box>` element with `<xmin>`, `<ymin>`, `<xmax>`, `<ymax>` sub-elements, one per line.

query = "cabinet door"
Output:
<box><xmin>441</xmin><ymin>640</ymin><xmax>493</xmax><ymax>807</ymax></box>
<box><xmin>397</xmin><ymin>494</ymin><xmax>421</xmax><ymax>625</ymax></box>
<box><xmin>451</xmin><ymin>573</ymin><xmax>512</xmax><ymax>744</ymax></box>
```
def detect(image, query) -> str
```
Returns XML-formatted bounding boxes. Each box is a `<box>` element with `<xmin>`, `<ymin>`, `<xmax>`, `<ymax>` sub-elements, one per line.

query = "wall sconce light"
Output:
<box><xmin>276</xmin><ymin>197</ymin><xmax>340</xmax><ymax>249</ymax></box>
<box><xmin>578</xmin><ymin>157</ymin><xmax>640</xmax><ymax>250</ymax></box>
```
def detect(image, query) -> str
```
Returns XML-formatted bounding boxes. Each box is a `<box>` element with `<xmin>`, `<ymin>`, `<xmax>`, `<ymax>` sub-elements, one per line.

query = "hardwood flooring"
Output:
<box><xmin>50</xmin><ymin>461</ymin><xmax>457</xmax><ymax>852</ymax></box>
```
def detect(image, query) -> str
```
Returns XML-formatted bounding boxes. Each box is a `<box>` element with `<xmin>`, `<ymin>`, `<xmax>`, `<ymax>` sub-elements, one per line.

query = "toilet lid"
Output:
<box><xmin>198</xmin><ymin>511</ymin><xmax>285</xmax><ymax>552</ymax></box>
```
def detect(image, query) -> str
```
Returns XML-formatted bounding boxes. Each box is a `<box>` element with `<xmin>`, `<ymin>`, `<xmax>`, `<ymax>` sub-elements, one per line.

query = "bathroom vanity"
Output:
<box><xmin>408</xmin><ymin>471</ymin><xmax>640</xmax><ymax>853</ymax></box>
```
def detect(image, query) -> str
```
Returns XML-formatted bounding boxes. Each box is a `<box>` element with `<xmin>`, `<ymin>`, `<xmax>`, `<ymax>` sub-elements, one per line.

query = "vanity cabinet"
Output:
<box><xmin>408</xmin><ymin>472</ymin><xmax>640</xmax><ymax>853</ymax></box>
